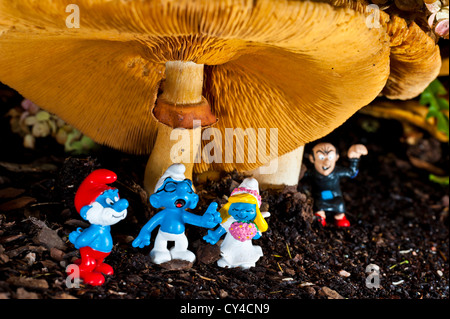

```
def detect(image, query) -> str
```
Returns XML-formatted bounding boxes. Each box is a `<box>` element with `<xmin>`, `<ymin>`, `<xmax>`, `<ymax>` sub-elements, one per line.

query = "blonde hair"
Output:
<box><xmin>220</xmin><ymin>193</ymin><xmax>268</xmax><ymax>232</ymax></box>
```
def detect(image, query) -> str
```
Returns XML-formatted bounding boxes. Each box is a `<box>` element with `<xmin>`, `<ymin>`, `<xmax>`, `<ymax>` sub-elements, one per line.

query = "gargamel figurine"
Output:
<box><xmin>303</xmin><ymin>142</ymin><xmax>368</xmax><ymax>227</ymax></box>
<box><xmin>132</xmin><ymin>163</ymin><xmax>221</xmax><ymax>264</ymax></box>
<box><xmin>67</xmin><ymin>169</ymin><xmax>129</xmax><ymax>286</ymax></box>
<box><xmin>203</xmin><ymin>178</ymin><xmax>269</xmax><ymax>269</ymax></box>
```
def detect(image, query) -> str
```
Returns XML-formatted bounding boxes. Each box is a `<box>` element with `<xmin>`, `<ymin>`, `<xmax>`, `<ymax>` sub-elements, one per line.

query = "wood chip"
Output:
<box><xmin>7</xmin><ymin>276</ymin><xmax>49</xmax><ymax>290</ymax></box>
<box><xmin>0</xmin><ymin>292</ymin><xmax>10</xmax><ymax>299</ymax></box>
<box><xmin>0</xmin><ymin>187</ymin><xmax>25</xmax><ymax>199</ymax></box>
<box><xmin>197</xmin><ymin>274</ymin><xmax>216</xmax><ymax>281</ymax></box>
<box><xmin>196</xmin><ymin>242</ymin><xmax>220</xmax><ymax>264</ymax></box>
<box><xmin>408</xmin><ymin>156</ymin><xmax>446</xmax><ymax>175</ymax></box>
<box><xmin>319</xmin><ymin>287</ymin><xmax>344</xmax><ymax>299</ymax></box>
<box><xmin>160</xmin><ymin>259</ymin><xmax>193</xmax><ymax>270</ymax></box>
<box><xmin>50</xmin><ymin>247</ymin><xmax>66</xmax><ymax>261</ymax></box>
<box><xmin>0</xmin><ymin>196</ymin><xmax>36</xmax><ymax>211</ymax></box>
<box><xmin>64</xmin><ymin>219</ymin><xmax>90</xmax><ymax>228</ymax></box>
<box><xmin>52</xmin><ymin>293</ymin><xmax>78</xmax><ymax>299</ymax></box>
<box><xmin>339</xmin><ymin>270</ymin><xmax>351</xmax><ymax>277</ymax></box>
<box><xmin>0</xmin><ymin>161</ymin><xmax>58</xmax><ymax>173</ymax></box>
<box><xmin>33</xmin><ymin>227</ymin><xmax>67</xmax><ymax>250</ymax></box>
<box><xmin>0</xmin><ymin>253</ymin><xmax>9</xmax><ymax>263</ymax></box>
<box><xmin>16</xmin><ymin>287</ymin><xmax>39</xmax><ymax>299</ymax></box>
<box><xmin>5</xmin><ymin>244</ymin><xmax>46</xmax><ymax>258</ymax></box>
<box><xmin>0</xmin><ymin>233</ymin><xmax>24</xmax><ymax>244</ymax></box>
<box><xmin>219</xmin><ymin>289</ymin><xmax>228</xmax><ymax>298</ymax></box>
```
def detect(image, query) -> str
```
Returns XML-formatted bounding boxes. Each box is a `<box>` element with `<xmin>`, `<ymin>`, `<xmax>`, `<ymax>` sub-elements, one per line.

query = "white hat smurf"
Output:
<box><xmin>154</xmin><ymin>163</ymin><xmax>187</xmax><ymax>193</ymax></box>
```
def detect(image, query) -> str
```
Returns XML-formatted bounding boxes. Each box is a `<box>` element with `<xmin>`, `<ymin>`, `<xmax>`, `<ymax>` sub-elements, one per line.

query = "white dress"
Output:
<box><xmin>217</xmin><ymin>216</ymin><xmax>263</xmax><ymax>269</ymax></box>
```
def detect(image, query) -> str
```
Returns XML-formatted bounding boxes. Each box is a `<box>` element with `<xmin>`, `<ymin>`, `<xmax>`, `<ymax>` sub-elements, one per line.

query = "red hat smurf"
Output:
<box><xmin>74</xmin><ymin>169</ymin><xmax>117</xmax><ymax>213</ymax></box>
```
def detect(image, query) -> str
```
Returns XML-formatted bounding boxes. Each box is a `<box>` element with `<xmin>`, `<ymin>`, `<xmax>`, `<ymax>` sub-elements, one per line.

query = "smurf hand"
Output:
<box><xmin>202</xmin><ymin>202</ymin><xmax>221</xmax><ymax>228</ymax></box>
<box><xmin>68</xmin><ymin>227</ymin><xmax>83</xmax><ymax>246</ymax></box>
<box><xmin>203</xmin><ymin>229</ymin><xmax>221</xmax><ymax>245</ymax></box>
<box><xmin>348</xmin><ymin>144</ymin><xmax>368</xmax><ymax>159</ymax></box>
<box><xmin>132</xmin><ymin>233</ymin><xmax>151</xmax><ymax>249</ymax></box>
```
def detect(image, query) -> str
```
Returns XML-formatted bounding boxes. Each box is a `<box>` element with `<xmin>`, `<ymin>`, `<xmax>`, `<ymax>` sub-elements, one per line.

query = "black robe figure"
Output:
<box><xmin>304</xmin><ymin>142</ymin><xmax>368</xmax><ymax>227</ymax></box>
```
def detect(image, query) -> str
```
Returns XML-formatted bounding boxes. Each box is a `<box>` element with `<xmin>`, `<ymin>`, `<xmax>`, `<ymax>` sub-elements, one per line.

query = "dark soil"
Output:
<box><xmin>0</xmin><ymin>84</ymin><xmax>448</xmax><ymax>300</ymax></box>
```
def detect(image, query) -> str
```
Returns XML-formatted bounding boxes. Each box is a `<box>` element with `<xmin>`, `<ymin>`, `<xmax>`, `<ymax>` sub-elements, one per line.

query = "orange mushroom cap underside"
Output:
<box><xmin>0</xmin><ymin>0</ymin><xmax>440</xmax><ymax>173</ymax></box>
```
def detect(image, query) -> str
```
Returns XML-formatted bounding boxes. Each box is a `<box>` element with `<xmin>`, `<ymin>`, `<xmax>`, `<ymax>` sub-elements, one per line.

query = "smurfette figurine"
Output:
<box><xmin>132</xmin><ymin>163</ymin><xmax>221</xmax><ymax>264</ymax></box>
<box><xmin>67</xmin><ymin>169</ymin><xmax>128</xmax><ymax>286</ymax></box>
<box><xmin>203</xmin><ymin>178</ymin><xmax>268</xmax><ymax>269</ymax></box>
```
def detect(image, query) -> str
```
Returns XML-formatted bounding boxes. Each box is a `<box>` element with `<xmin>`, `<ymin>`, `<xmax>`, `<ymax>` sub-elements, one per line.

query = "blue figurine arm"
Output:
<box><xmin>182</xmin><ymin>202</ymin><xmax>221</xmax><ymax>229</ymax></box>
<box><xmin>69</xmin><ymin>227</ymin><xmax>99</xmax><ymax>249</ymax></box>
<box><xmin>68</xmin><ymin>227</ymin><xmax>83</xmax><ymax>246</ymax></box>
<box><xmin>132</xmin><ymin>211</ymin><xmax>164</xmax><ymax>248</ymax></box>
<box><xmin>253</xmin><ymin>231</ymin><xmax>262</xmax><ymax>240</ymax></box>
<box><xmin>203</xmin><ymin>225</ymin><xmax>227</xmax><ymax>245</ymax></box>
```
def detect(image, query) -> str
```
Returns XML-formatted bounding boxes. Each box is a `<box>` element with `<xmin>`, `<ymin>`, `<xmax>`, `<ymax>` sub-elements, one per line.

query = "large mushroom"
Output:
<box><xmin>0</xmin><ymin>0</ymin><xmax>441</xmax><ymax>193</ymax></box>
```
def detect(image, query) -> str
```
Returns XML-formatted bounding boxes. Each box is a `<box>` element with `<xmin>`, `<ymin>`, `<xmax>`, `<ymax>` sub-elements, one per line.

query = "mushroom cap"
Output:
<box><xmin>0</xmin><ymin>0</ymin><xmax>439</xmax><ymax>173</ymax></box>
<box><xmin>325</xmin><ymin>0</ymin><xmax>442</xmax><ymax>100</ymax></box>
<box><xmin>382</xmin><ymin>15</ymin><xmax>442</xmax><ymax>100</ymax></box>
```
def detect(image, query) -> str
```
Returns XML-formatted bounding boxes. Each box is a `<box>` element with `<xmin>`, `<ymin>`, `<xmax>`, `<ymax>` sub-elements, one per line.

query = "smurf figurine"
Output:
<box><xmin>304</xmin><ymin>142</ymin><xmax>368</xmax><ymax>227</ymax></box>
<box><xmin>203</xmin><ymin>178</ymin><xmax>269</xmax><ymax>269</ymax></box>
<box><xmin>67</xmin><ymin>169</ymin><xmax>128</xmax><ymax>286</ymax></box>
<box><xmin>132</xmin><ymin>163</ymin><xmax>221</xmax><ymax>264</ymax></box>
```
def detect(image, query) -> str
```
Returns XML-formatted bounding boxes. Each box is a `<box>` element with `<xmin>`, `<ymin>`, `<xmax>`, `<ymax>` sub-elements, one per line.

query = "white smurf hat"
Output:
<box><xmin>154</xmin><ymin>163</ymin><xmax>187</xmax><ymax>193</ymax></box>
<box><xmin>230</xmin><ymin>177</ymin><xmax>261</xmax><ymax>207</ymax></box>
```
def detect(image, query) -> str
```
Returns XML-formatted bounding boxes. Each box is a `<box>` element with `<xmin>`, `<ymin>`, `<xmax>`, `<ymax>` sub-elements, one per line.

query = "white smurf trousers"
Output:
<box><xmin>150</xmin><ymin>229</ymin><xmax>196</xmax><ymax>264</ymax></box>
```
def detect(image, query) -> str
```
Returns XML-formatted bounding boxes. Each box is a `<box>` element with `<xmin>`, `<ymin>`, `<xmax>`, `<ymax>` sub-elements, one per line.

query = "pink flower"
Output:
<box><xmin>21</xmin><ymin>99</ymin><xmax>40</xmax><ymax>114</ymax></box>
<box><xmin>426</xmin><ymin>1</ymin><xmax>449</xmax><ymax>39</ymax></box>
<box><xmin>435</xmin><ymin>19</ymin><xmax>449</xmax><ymax>38</ymax></box>
<box><xmin>229</xmin><ymin>222</ymin><xmax>258</xmax><ymax>242</ymax></box>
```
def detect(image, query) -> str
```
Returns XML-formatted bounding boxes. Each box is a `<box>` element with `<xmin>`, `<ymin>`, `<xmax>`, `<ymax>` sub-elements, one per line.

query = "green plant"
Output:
<box><xmin>420</xmin><ymin>79</ymin><xmax>449</xmax><ymax>139</ymax></box>
<box><xmin>7</xmin><ymin>99</ymin><xmax>97</xmax><ymax>154</ymax></box>
<box><xmin>429</xmin><ymin>174</ymin><xmax>449</xmax><ymax>186</ymax></box>
<box><xmin>420</xmin><ymin>79</ymin><xmax>449</xmax><ymax>186</ymax></box>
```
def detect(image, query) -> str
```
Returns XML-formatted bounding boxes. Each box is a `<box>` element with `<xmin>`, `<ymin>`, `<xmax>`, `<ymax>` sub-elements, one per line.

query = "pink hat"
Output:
<box><xmin>230</xmin><ymin>178</ymin><xmax>261</xmax><ymax>207</ymax></box>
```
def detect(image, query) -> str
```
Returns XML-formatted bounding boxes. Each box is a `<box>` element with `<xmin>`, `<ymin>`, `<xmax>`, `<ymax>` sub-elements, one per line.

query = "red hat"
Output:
<box><xmin>74</xmin><ymin>169</ymin><xmax>117</xmax><ymax>213</ymax></box>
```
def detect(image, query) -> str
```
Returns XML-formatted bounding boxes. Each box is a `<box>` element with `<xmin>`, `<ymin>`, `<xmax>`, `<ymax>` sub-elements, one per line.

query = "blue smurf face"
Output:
<box><xmin>80</xmin><ymin>189</ymin><xmax>129</xmax><ymax>226</ymax></box>
<box><xmin>150</xmin><ymin>178</ymin><xmax>199</xmax><ymax>210</ymax></box>
<box><xmin>229</xmin><ymin>202</ymin><xmax>257</xmax><ymax>222</ymax></box>
<box><xmin>95</xmin><ymin>189</ymin><xmax>129</xmax><ymax>212</ymax></box>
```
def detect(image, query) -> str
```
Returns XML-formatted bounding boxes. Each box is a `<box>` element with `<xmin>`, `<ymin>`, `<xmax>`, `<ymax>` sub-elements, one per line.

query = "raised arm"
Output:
<box><xmin>346</xmin><ymin>144</ymin><xmax>368</xmax><ymax>178</ymax></box>
<box><xmin>182</xmin><ymin>202</ymin><xmax>221</xmax><ymax>229</ymax></box>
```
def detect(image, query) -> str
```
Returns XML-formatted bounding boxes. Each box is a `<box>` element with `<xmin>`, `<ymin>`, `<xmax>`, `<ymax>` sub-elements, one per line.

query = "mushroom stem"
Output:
<box><xmin>247</xmin><ymin>146</ymin><xmax>304</xmax><ymax>189</ymax></box>
<box><xmin>144</xmin><ymin>123</ymin><xmax>201</xmax><ymax>194</ymax></box>
<box><xmin>144</xmin><ymin>60</ymin><xmax>208</xmax><ymax>194</ymax></box>
<box><xmin>160</xmin><ymin>61</ymin><xmax>204</xmax><ymax>104</ymax></box>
